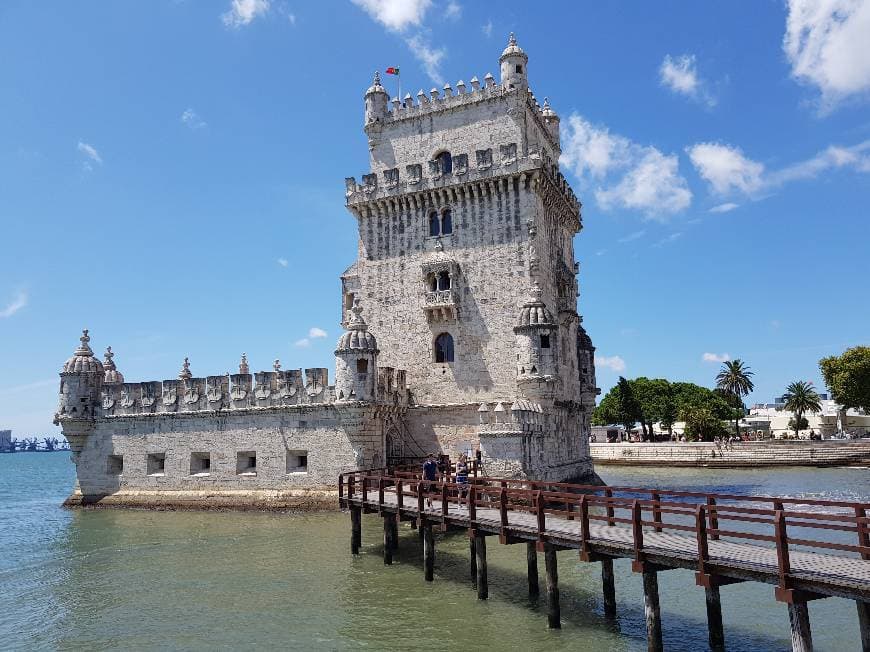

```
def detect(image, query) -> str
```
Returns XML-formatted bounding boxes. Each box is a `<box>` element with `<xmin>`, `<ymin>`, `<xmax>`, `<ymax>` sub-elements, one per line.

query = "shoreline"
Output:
<box><xmin>590</xmin><ymin>440</ymin><xmax>870</xmax><ymax>468</ymax></box>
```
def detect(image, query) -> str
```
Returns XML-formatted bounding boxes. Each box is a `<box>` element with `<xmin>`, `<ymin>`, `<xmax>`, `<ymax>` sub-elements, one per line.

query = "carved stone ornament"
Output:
<box><xmin>120</xmin><ymin>390</ymin><xmax>135</xmax><ymax>409</ymax></box>
<box><xmin>102</xmin><ymin>393</ymin><xmax>115</xmax><ymax>410</ymax></box>
<box><xmin>306</xmin><ymin>381</ymin><xmax>324</xmax><ymax>397</ymax></box>
<box><xmin>184</xmin><ymin>388</ymin><xmax>200</xmax><ymax>405</ymax></box>
<box><xmin>162</xmin><ymin>388</ymin><xmax>177</xmax><ymax>406</ymax></box>
<box><xmin>141</xmin><ymin>395</ymin><xmax>155</xmax><ymax>408</ymax></box>
<box><xmin>231</xmin><ymin>386</ymin><xmax>248</xmax><ymax>401</ymax></box>
<box><xmin>255</xmin><ymin>385</ymin><xmax>271</xmax><ymax>400</ymax></box>
<box><xmin>280</xmin><ymin>383</ymin><xmax>297</xmax><ymax>398</ymax></box>
<box><xmin>207</xmin><ymin>386</ymin><xmax>223</xmax><ymax>403</ymax></box>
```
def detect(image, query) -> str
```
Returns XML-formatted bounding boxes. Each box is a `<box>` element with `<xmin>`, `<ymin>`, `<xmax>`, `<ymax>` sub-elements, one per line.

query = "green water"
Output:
<box><xmin>1</xmin><ymin>454</ymin><xmax>867</xmax><ymax>651</ymax></box>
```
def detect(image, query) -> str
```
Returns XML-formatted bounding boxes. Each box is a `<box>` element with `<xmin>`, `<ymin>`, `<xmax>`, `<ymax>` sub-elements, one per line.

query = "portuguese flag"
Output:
<box><xmin>385</xmin><ymin>67</ymin><xmax>400</xmax><ymax>75</ymax></box>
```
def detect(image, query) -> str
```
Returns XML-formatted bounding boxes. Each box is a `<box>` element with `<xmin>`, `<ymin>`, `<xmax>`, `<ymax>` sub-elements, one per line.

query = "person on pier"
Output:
<box><xmin>456</xmin><ymin>454</ymin><xmax>469</xmax><ymax>499</ymax></box>
<box><xmin>422</xmin><ymin>453</ymin><xmax>438</xmax><ymax>508</ymax></box>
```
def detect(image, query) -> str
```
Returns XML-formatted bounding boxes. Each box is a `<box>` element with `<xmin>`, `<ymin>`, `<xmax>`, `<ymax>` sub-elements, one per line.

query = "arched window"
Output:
<box><xmin>436</xmin><ymin>151</ymin><xmax>452</xmax><ymax>174</ymax></box>
<box><xmin>441</xmin><ymin>209</ymin><xmax>453</xmax><ymax>235</ymax></box>
<box><xmin>437</xmin><ymin>271</ymin><xmax>451</xmax><ymax>291</ymax></box>
<box><xmin>434</xmin><ymin>333</ymin><xmax>454</xmax><ymax>363</ymax></box>
<box><xmin>428</xmin><ymin>274</ymin><xmax>438</xmax><ymax>292</ymax></box>
<box><xmin>429</xmin><ymin>211</ymin><xmax>440</xmax><ymax>236</ymax></box>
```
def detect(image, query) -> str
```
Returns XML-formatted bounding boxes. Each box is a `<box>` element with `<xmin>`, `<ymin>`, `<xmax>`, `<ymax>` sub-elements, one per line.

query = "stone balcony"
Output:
<box><xmin>423</xmin><ymin>289</ymin><xmax>458</xmax><ymax>322</ymax></box>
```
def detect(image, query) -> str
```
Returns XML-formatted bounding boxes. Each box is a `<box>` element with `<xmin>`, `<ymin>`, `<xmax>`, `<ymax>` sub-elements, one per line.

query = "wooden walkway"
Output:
<box><xmin>339</xmin><ymin>470</ymin><xmax>870</xmax><ymax>652</ymax></box>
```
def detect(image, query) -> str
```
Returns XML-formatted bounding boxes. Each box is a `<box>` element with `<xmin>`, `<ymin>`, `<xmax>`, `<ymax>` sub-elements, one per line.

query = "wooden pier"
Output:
<box><xmin>339</xmin><ymin>469</ymin><xmax>870</xmax><ymax>652</ymax></box>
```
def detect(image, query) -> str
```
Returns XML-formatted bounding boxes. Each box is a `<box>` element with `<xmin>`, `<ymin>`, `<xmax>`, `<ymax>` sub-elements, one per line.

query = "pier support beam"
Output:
<box><xmin>423</xmin><ymin>523</ymin><xmax>435</xmax><ymax>582</ymax></box>
<box><xmin>469</xmin><ymin>537</ymin><xmax>478</xmax><ymax>590</ymax></box>
<box><xmin>787</xmin><ymin>602</ymin><xmax>813</xmax><ymax>652</ymax></box>
<box><xmin>350</xmin><ymin>506</ymin><xmax>361</xmax><ymax>555</ymax></box>
<box><xmin>704</xmin><ymin>585</ymin><xmax>725</xmax><ymax>651</ymax></box>
<box><xmin>475</xmin><ymin>534</ymin><xmax>488</xmax><ymax>600</ymax></box>
<box><xmin>642</xmin><ymin>568</ymin><xmax>663</xmax><ymax>652</ymax></box>
<box><xmin>857</xmin><ymin>600</ymin><xmax>870</xmax><ymax>652</ymax></box>
<box><xmin>383</xmin><ymin>515</ymin><xmax>394</xmax><ymax>565</ymax></box>
<box><xmin>601</xmin><ymin>557</ymin><xmax>617</xmax><ymax>619</ymax></box>
<box><xmin>544</xmin><ymin>543</ymin><xmax>560</xmax><ymax>629</ymax></box>
<box><xmin>527</xmin><ymin>542</ymin><xmax>539</xmax><ymax>599</ymax></box>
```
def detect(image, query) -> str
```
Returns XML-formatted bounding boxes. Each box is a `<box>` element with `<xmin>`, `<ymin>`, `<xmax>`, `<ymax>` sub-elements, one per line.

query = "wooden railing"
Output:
<box><xmin>339</xmin><ymin>470</ymin><xmax>870</xmax><ymax>597</ymax></box>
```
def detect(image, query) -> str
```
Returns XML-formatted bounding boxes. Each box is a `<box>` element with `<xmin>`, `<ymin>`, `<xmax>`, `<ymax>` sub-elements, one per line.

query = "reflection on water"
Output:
<box><xmin>0</xmin><ymin>454</ymin><xmax>866</xmax><ymax>651</ymax></box>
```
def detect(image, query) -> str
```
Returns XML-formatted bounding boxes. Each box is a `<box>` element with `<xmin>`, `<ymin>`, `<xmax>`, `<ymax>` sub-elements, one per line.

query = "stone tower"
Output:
<box><xmin>334</xmin><ymin>300</ymin><xmax>379</xmax><ymax>402</ymax></box>
<box><xmin>344</xmin><ymin>35</ymin><xmax>599</xmax><ymax>481</ymax></box>
<box><xmin>55</xmin><ymin>330</ymin><xmax>104</xmax><ymax>455</ymax></box>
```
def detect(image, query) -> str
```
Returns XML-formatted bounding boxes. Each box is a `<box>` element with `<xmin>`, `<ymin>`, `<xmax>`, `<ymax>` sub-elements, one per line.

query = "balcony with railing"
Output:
<box><xmin>423</xmin><ymin>289</ymin><xmax>458</xmax><ymax>322</ymax></box>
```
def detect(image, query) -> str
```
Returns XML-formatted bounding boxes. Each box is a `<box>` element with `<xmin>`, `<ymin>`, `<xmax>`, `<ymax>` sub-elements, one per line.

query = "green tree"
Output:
<box><xmin>632</xmin><ymin>377</ymin><xmax>673</xmax><ymax>440</ymax></box>
<box><xmin>782</xmin><ymin>381</ymin><xmax>822</xmax><ymax>438</ymax></box>
<box><xmin>819</xmin><ymin>346</ymin><xmax>870</xmax><ymax>413</ymax></box>
<box><xmin>592</xmin><ymin>377</ymin><xmax>641</xmax><ymax>436</ymax></box>
<box><xmin>715</xmin><ymin>359</ymin><xmax>755</xmax><ymax>437</ymax></box>
<box><xmin>683</xmin><ymin>406</ymin><xmax>730</xmax><ymax>442</ymax></box>
<box><xmin>671</xmin><ymin>382</ymin><xmax>734</xmax><ymax>421</ymax></box>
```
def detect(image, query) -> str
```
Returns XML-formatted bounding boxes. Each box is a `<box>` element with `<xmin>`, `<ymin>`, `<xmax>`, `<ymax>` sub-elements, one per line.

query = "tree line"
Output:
<box><xmin>592</xmin><ymin>346</ymin><xmax>869</xmax><ymax>442</ymax></box>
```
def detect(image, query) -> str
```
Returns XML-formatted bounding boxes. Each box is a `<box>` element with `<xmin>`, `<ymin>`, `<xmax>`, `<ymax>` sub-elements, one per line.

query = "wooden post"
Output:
<box><xmin>707</xmin><ymin>496</ymin><xmax>719</xmax><ymax>540</ymax></box>
<box><xmin>350</xmin><ymin>506</ymin><xmax>361</xmax><ymax>555</ymax></box>
<box><xmin>856</xmin><ymin>600</ymin><xmax>870</xmax><ymax>652</ymax></box>
<box><xmin>544</xmin><ymin>543</ymin><xmax>560</xmax><ymax>629</ymax></box>
<box><xmin>390</xmin><ymin>516</ymin><xmax>399</xmax><ymax>551</ymax></box>
<box><xmin>605</xmin><ymin>487</ymin><xmax>615</xmax><ymax>526</ymax></box>
<box><xmin>787</xmin><ymin>602</ymin><xmax>813</xmax><ymax>652</ymax></box>
<box><xmin>475</xmin><ymin>533</ymin><xmax>488</xmax><ymax>600</ymax></box>
<box><xmin>642</xmin><ymin>568</ymin><xmax>663</xmax><ymax>652</ymax></box>
<box><xmin>526</xmin><ymin>542</ymin><xmax>539</xmax><ymax>598</ymax></box>
<box><xmin>601</xmin><ymin>557</ymin><xmax>617</xmax><ymax>619</ymax></box>
<box><xmin>651</xmin><ymin>492</ymin><xmax>662</xmax><ymax>533</ymax></box>
<box><xmin>423</xmin><ymin>522</ymin><xmax>435</xmax><ymax>582</ymax></box>
<box><xmin>383</xmin><ymin>515</ymin><xmax>393</xmax><ymax>565</ymax></box>
<box><xmin>469</xmin><ymin>536</ymin><xmax>478</xmax><ymax>590</ymax></box>
<box><xmin>705</xmin><ymin>585</ymin><xmax>725</xmax><ymax>651</ymax></box>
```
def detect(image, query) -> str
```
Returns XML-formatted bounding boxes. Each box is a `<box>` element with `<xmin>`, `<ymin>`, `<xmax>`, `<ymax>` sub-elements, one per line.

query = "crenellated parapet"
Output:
<box><xmin>477</xmin><ymin>399</ymin><xmax>545</xmax><ymax>436</ymax></box>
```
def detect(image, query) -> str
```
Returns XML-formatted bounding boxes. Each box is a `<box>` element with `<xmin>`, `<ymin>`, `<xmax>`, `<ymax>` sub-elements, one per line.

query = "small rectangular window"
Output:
<box><xmin>515</xmin><ymin>65</ymin><xmax>523</xmax><ymax>73</ymax></box>
<box><xmin>237</xmin><ymin>451</ymin><xmax>257</xmax><ymax>475</ymax></box>
<box><xmin>356</xmin><ymin>359</ymin><xmax>368</xmax><ymax>374</ymax></box>
<box><xmin>540</xmin><ymin>334</ymin><xmax>551</xmax><ymax>349</ymax></box>
<box><xmin>287</xmin><ymin>450</ymin><xmax>308</xmax><ymax>473</ymax></box>
<box><xmin>190</xmin><ymin>452</ymin><xmax>211</xmax><ymax>475</ymax></box>
<box><xmin>107</xmin><ymin>454</ymin><xmax>124</xmax><ymax>475</ymax></box>
<box><xmin>147</xmin><ymin>453</ymin><xmax>166</xmax><ymax>476</ymax></box>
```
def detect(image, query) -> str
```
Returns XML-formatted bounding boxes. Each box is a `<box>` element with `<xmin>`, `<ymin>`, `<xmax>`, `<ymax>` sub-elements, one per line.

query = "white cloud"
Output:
<box><xmin>618</xmin><ymin>230</ymin><xmax>645</xmax><ymax>243</ymax></box>
<box><xmin>702</xmin><ymin>352</ymin><xmax>730</xmax><ymax>363</ymax></box>
<box><xmin>659</xmin><ymin>54</ymin><xmax>717</xmax><ymax>107</ymax></box>
<box><xmin>222</xmin><ymin>0</ymin><xmax>270</xmax><ymax>28</ymax></box>
<box><xmin>181</xmin><ymin>108</ymin><xmax>206</xmax><ymax>129</ymax></box>
<box><xmin>689</xmin><ymin>139</ymin><xmax>870</xmax><ymax>199</ymax></box>
<box><xmin>308</xmin><ymin>327</ymin><xmax>328</xmax><ymax>339</ymax></box>
<box><xmin>294</xmin><ymin>338</ymin><xmax>311</xmax><ymax>348</ymax></box>
<box><xmin>404</xmin><ymin>32</ymin><xmax>445</xmax><ymax>84</ymax></box>
<box><xmin>0</xmin><ymin>291</ymin><xmax>27</xmax><ymax>318</ymax></box>
<box><xmin>482</xmin><ymin>19</ymin><xmax>493</xmax><ymax>37</ymax></box>
<box><xmin>709</xmin><ymin>202</ymin><xmax>739</xmax><ymax>213</ymax></box>
<box><xmin>687</xmin><ymin>143</ymin><xmax>764</xmax><ymax>196</ymax></box>
<box><xmin>351</xmin><ymin>0</ymin><xmax>431</xmax><ymax>31</ymax></box>
<box><xmin>277</xmin><ymin>258</ymin><xmax>288</xmax><ymax>267</ymax></box>
<box><xmin>445</xmin><ymin>1</ymin><xmax>461</xmax><ymax>20</ymax></box>
<box><xmin>561</xmin><ymin>113</ymin><xmax>692</xmax><ymax>218</ymax></box>
<box><xmin>595</xmin><ymin>249</ymin><xmax>607</xmax><ymax>256</ymax></box>
<box><xmin>783</xmin><ymin>0</ymin><xmax>870</xmax><ymax>110</ymax></box>
<box><xmin>653</xmin><ymin>232</ymin><xmax>682</xmax><ymax>247</ymax></box>
<box><xmin>77</xmin><ymin>141</ymin><xmax>102</xmax><ymax>165</ymax></box>
<box><xmin>596</xmin><ymin>355</ymin><xmax>626</xmax><ymax>373</ymax></box>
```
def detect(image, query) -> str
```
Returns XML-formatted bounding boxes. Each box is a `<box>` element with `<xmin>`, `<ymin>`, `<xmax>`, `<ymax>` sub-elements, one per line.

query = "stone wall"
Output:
<box><xmin>590</xmin><ymin>441</ymin><xmax>870</xmax><ymax>467</ymax></box>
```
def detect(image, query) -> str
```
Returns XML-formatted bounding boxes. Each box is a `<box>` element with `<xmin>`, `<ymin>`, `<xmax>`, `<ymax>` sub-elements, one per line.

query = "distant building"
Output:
<box><xmin>0</xmin><ymin>430</ymin><xmax>11</xmax><ymax>451</ymax></box>
<box><xmin>746</xmin><ymin>400</ymin><xmax>869</xmax><ymax>439</ymax></box>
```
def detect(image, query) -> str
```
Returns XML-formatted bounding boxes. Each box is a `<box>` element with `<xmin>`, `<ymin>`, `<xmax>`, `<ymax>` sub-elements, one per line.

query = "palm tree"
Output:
<box><xmin>782</xmin><ymin>381</ymin><xmax>822</xmax><ymax>439</ymax></box>
<box><xmin>715</xmin><ymin>359</ymin><xmax>755</xmax><ymax>437</ymax></box>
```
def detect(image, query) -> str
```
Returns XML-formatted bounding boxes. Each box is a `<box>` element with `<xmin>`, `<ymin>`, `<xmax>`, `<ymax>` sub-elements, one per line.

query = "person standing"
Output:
<box><xmin>422</xmin><ymin>453</ymin><xmax>438</xmax><ymax>508</ymax></box>
<box><xmin>456</xmin><ymin>454</ymin><xmax>469</xmax><ymax>500</ymax></box>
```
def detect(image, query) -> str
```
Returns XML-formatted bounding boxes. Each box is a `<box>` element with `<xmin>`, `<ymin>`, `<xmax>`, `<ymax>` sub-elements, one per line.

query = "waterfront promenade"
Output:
<box><xmin>590</xmin><ymin>440</ymin><xmax>870</xmax><ymax>467</ymax></box>
<box><xmin>341</xmin><ymin>469</ymin><xmax>870</xmax><ymax>652</ymax></box>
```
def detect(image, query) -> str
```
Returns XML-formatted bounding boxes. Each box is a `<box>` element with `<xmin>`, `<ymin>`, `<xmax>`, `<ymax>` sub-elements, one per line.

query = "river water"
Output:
<box><xmin>1</xmin><ymin>453</ymin><xmax>867</xmax><ymax>651</ymax></box>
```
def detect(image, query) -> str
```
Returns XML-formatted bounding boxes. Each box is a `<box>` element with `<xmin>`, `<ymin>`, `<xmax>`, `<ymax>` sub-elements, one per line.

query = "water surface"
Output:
<box><xmin>1</xmin><ymin>454</ymin><xmax>867</xmax><ymax>650</ymax></box>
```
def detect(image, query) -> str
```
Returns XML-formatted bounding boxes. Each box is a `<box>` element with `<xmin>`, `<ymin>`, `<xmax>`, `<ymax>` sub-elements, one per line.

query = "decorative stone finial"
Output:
<box><xmin>346</xmin><ymin>297</ymin><xmax>368</xmax><ymax>330</ymax></box>
<box><xmin>75</xmin><ymin>329</ymin><xmax>93</xmax><ymax>356</ymax></box>
<box><xmin>373</xmin><ymin>70</ymin><xmax>381</xmax><ymax>86</ymax></box>
<box><xmin>529</xmin><ymin>283</ymin><xmax>543</xmax><ymax>302</ymax></box>
<box><xmin>508</xmin><ymin>32</ymin><xmax>516</xmax><ymax>47</ymax></box>
<box><xmin>274</xmin><ymin>359</ymin><xmax>281</xmax><ymax>372</ymax></box>
<box><xmin>239</xmin><ymin>353</ymin><xmax>249</xmax><ymax>375</ymax></box>
<box><xmin>104</xmin><ymin>346</ymin><xmax>115</xmax><ymax>369</ymax></box>
<box><xmin>179</xmin><ymin>357</ymin><xmax>192</xmax><ymax>380</ymax></box>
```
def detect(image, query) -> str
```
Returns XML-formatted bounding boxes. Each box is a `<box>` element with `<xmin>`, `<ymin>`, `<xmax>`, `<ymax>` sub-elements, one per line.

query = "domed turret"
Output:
<box><xmin>55</xmin><ymin>330</ymin><xmax>105</xmax><ymax>452</ymax></box>
<box><xmin>576</xmin><ymin>318</ymin><xmax>598</xmax><ymax>400</ymax></box>
<box><xmin>334</xmin><ymin>299</ymin><xmax>379</xmax><ymax>402</ymax></box>
<box><xmin>541</xmin><ymin>97</ymin><xmax>561</xmax><ymax>150</ymax></box>
<box><xmin>499</xmin><ymin>32</ymin><xmax>528</xmax><ymax>92</ymax></box>
<box><xmin>364</xmin><ymin>70</ymin><xmax>389</xmax><ymax>126</ymax></box>
<box><xmin>102</xmin><ymin>346</ymin><xmax>124</xmax><ymax>386</ymax></box>
<box><xmin>513</xmin><ymin>285</ymin><xmax>557</xmax><ymax>379</ymax></box>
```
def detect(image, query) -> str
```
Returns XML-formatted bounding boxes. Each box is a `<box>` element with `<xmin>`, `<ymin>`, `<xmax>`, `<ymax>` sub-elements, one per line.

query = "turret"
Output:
<box><xmin>334</xmin><ymin>299</ymin><xmax>379</xmax><ymax>402</ymax></box>
<box><xmin>364</xmin><ymin>70</ymin><xmax>389</xmax><ymax>126</ymax></box>
<box><xmin>55</xmin><ymin>329</ymin><xmax>105</xmax><ymax>453</ymax></box>
<box><xmin>541</xmin><ymin>97</ymin><xmax>561</xmax><ymax>151</ymax></box>
<box><xmin>576</xmin><ymin>318</ymin><xmax>598</xmax><ymax>400</ymax></box>
<box><xmin>499</xmin><ymin>33</ymin><xmax>528</xmax><ymax>93</ymax></box>
<box><xmin>102</xmin><ymin>346</ymin><xmax>124</xmax><ymax>386</ymax></box>
<box><xmin>514</xmin><ymin>285</ymin><xmax>557</xmax><ymax>380</ymax></box>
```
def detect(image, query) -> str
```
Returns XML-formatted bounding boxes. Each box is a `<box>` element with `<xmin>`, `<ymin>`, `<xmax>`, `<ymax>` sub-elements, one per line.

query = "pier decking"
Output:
<box><xmin>339</xmin><ymin>470</ymin><xmax>870</xmax><ymax>652</ymax></box>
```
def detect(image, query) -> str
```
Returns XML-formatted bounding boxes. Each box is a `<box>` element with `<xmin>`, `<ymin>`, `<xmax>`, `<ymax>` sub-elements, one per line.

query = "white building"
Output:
<box><xmin>746</xmin><ymin>400</ymin><xmax>870</xmax><ymax>439</ymax></box>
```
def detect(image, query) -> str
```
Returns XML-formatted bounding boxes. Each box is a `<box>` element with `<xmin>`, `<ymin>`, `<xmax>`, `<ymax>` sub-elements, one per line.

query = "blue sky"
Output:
<box><xmin>1</xmin><ymin>0</ymin><xmax>868</xmax><ymax>435</ymax></box>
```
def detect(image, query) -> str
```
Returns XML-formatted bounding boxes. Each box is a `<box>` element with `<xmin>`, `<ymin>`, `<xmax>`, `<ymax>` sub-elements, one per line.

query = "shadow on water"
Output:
<box><xmin>344</xmin><ymin>522</ymin><xmax>796</xmax><ymax>652</ymax></box>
